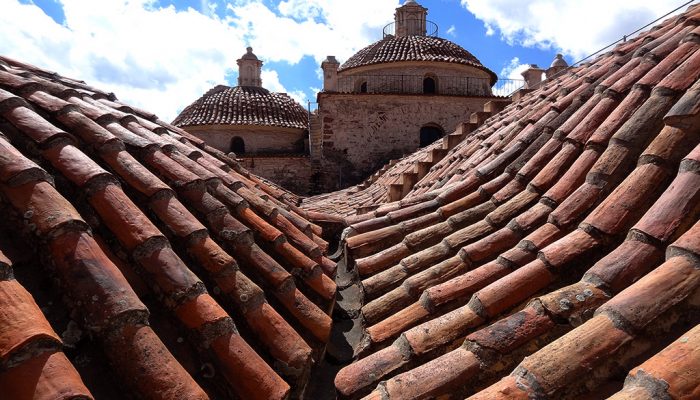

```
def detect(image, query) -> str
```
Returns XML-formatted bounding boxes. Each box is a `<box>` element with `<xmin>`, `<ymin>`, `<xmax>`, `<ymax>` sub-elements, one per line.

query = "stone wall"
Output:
<box><xmin>238</xmin><ymin>155</ymin><xmax>315</xmax><ymax>195</ymax></box>
<box><xmin>337</xmin><ymin>62</ymin><xmax>493</xmax><ymax>96</ymax></box>
<box><xmin>184</xmin><ymin>124</ymin><xmax>307</xmax><ymax>155</ymax></box>
<box><xmin>316</xmin><ymin>92</ymin><xmax>492</xmax><ymax>178</ymax></box>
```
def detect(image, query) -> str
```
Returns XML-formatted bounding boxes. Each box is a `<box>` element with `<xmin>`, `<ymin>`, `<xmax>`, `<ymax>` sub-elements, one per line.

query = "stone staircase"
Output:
<box><xmin>385</xmin><ymin>98</ymin><xmax>511</xmax><ymax>202</ymax></box>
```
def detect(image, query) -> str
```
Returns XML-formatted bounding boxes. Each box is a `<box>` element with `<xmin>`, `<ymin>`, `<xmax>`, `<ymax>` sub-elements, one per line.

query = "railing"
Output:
<box><xmin>493</xmin><ymin>79</ymin><xmax>525</xmax><ymax>97</ymax></box>
<box><xmin>383</xmin><ymin>20</ymin><xmax>439</xmax><ymax>38</ymax></box>
<box><xmin>335</xmin><ymin>74</ymin><xmax>524</xmax><ymax>97</ymax></box>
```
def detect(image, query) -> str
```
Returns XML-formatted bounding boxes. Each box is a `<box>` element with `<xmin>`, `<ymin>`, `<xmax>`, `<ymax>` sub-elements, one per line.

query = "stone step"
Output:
<box><xmin>470</xmin><ymin>111</ymin><xmax>491</xmax><ymax>126</ymax></box>
<box><xmin>415</xmin><ymin>160</ymin><xmax>433</xmax><ymax>180</ymax></box>
<box><xmin>483</xmin><ymin>99</ymin><xmax>511</xmax><ymax>114</ymax></box>
<box><xmin>388</xmin><ymin>183</ymin><xmax>404</xmax><ymax>202</ymax></box>
<box><xmin>454</xmin><ymin>121</ymin><xmax>477</xmax><ymax>137</ymax></box>
<box><xmin>429</xmin><ymin>148</ymin><xmax>448</xmax><ymax>163</ymax></box>
<box><xmin>401</xmin><ymin>171</ymin><xmax>419</xmax><ymax>197</ymax></box>
<box><xmin>443</xmin><ymin>132</ymin><xmax>464</xmax><ymax>150</ymax></box>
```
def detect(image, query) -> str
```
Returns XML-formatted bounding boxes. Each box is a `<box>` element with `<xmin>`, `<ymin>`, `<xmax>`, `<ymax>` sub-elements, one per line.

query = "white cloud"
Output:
<box><xmin>493</xmin><ymin>57</ymin><xmax>530</xmax><ymax>95</ymax></box>
<box><xmin>446</xmin><ymin>25</ymin><xmax>457</xmax><ymax>37</ymax></box>
<box><xmin>261</xmin><ymin>69</ymin><xmax>308</xmax><ymax>105</ymax></box>
<box><xmin>461</xmin><ymin>0</ymin><xmax>692</xmax><ymax>59</ymax></box>
<box><xmin>230</xmin><ymin>0</ymin><xmax>400</xmax><ymax>65</ymax></box>
<box><xmin>499</xmin><ymin>57</ymin><xmax>529</xmax><ymax>80</ymax></box>
<box><xmin>0</xmin><ymin>0</ymin><xmax>401</xmax><ymax>121</ymax></box>
<box><xmin>1</xmin><ymin>0</ymin><xmax>243</xmax><ymax>120</ymax></box>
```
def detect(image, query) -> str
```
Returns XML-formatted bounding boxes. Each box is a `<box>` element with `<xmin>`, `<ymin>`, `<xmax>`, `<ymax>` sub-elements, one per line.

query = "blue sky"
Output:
<box><xmin>1</xmin><ymin>0</ymin><xmax>694</xmax><ymax>120</ymax></box>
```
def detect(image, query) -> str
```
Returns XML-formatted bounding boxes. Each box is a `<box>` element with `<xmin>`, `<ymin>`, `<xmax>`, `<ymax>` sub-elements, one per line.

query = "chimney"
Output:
<box><xmin>546</xmin><ymin>54</ymin><xmax>569</xmax><ymax>79</ymax></box>
<box><xmin>321</xmin><ymin>56</ymin><xmax>340</xmax><ymax>92</ymax></box>
<box><xmin>395</xmin><ymin>0</ymin><xmax>428</xmax><ymax>37</ymax></box>
<box><xmin>521</xmin><ymin>64</ymin><xmax>545</xmax><ymax>89</ymax></box>
<box><xmin>237</xmin><ymin>47</ymin><xmax>263</xmax><ymax>87</ymax></box>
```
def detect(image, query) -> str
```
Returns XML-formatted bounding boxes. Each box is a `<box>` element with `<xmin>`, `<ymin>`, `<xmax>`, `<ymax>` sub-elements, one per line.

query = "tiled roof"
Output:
<box><xmin>338</xmin><ymin>35</ymin><xmax>498</xmax><ymax>84</ymax></box>
<box><xmin>172</xmin><ymin>85</ymin><xmax>308</xmax><ymax>130</ymax></box>
<box><xmin>304</xmin><ymin>4</ymin><xmax>700</xmax><ymax>399</ymax></box>
<box><xmin>302</xmin><ymin>138</ymin><xmax>446</xmax><ymax>217</ymax></box>
<box><xmin>0</xmin><ymin>54</ymin><xmax>338</xmax><ymax>399</ymax></box>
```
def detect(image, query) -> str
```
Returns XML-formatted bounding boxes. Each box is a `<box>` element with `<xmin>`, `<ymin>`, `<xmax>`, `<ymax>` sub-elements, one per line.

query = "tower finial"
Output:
<box><xmin>237</xmin><ymin>47</ymin><xmax>263</xmax><ymax>87</ymax></box>
<box><xmin>395</xmin><ymin>0</ymin><xmax>428</xmax><ymax>37</ymax></box>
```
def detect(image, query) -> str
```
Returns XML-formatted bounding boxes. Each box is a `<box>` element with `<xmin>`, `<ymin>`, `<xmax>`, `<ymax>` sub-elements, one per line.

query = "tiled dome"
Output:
<box><xmin>172</xmin><ymin>85</ymin><xmax>308</xmax><ymax>130</ymax></box>
<box><xmin>339</xmin><ymin>35</ymin><xmax>497</xmax><ymax>84</ymax></box>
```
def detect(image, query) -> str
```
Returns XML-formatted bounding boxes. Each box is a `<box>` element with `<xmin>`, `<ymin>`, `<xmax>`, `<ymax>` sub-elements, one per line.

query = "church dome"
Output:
<box><xmin>338</xmin><ymin>35</ymin><xmax>497</xmax><ymax>85</ymax></box>
<box><xmin>172</xmin><ymin>85</ymin><xmax>308</xmax><ymax>130</ymax></box>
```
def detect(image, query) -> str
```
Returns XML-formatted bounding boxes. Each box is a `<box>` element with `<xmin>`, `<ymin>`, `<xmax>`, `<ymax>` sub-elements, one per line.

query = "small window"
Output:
<box><xmin>360</xmin><ymin>81</ymin><xmax>368</xmax><ymax>93</ymax></box>
<box><xmin>423</xmin><ymin>77</ymin><xmax>436</xmax><ymax>94</ymax></box>
<box><xmin>230</xmin><ymin>136</ymin><xmax>245</xmax><ymax>154</ymax></box>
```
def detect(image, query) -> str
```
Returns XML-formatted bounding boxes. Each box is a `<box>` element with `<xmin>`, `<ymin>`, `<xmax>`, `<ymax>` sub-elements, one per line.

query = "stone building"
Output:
<box><xmin>172</xmin><ymin>47</ymin><xmax>314</xmax><ymax>193</ymax></box>
<box><xmin>174</xmin><ymin>0</ymin><xmax>510</xmax><ymax>194</ymax></box>
<box><xmin>313</xmin><ymin>0</ymin><xmax>502</xmax><ymax>181</ymax></box>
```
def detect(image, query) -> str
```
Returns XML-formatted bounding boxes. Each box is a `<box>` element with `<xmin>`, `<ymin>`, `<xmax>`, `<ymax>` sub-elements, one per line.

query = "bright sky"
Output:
<box><xmin>0</xmin><ymin>0</ymin><xmax>694</xmax><ymax>121</ymax></box>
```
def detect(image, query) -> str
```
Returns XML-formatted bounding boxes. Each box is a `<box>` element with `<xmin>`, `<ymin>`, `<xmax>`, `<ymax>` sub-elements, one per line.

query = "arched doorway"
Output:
<box><xmin>230</xmin><ymin>136</ymin><xmax>245</xmax><ymax>154</ymax></box>
<box><xmin>423</xmin><ymin>76</ymin><xmax>436</xmax><ymax>94</ymax></box>
<box><xmin>420</xmin><ymin>124</ymin><xmax>444</xmax><ymax>147</ymax></box>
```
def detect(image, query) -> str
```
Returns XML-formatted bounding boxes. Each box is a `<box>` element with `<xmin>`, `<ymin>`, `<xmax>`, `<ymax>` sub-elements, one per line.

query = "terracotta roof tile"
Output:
<box><xmin>3</xmin><ymin>3</ymin><xmax>700</xmax><ymax>398</ymax></box>
<box><xmin>0</xmin><ymin>52</ymin><xmax>336</xmax><ymax>398</ymax></box>
<box><xmin>609</xmin><ymin>324</ymin><xmax>700</xmax><ymax>399</ymax></box>
<box><xmin>339</xmin><ymin>35</ymin><xmax>497</xmax><ymax>83</ymax></box>
<box><xmin>299</xmin><ymin>5</ymin><xmax>700</xmax><ymax>399</ymax></box>
<box><xmin>0</xmin><ymin>278</ymin><xmax>61</xmax><ymax>364</ymax></box>
<box><xmin>0</xmin><ymin>350</ymin><xmax>93</xmax><ymax>400</ymax></box>
<box><xmin>172</xmin><ymin>85</ymin><xmax>308</xmax><ymax>130</ymax></box>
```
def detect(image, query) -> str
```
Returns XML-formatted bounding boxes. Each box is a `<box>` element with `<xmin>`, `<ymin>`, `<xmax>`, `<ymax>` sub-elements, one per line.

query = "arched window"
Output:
<box><xmin>419</xmin><ymin>124</ymin><xmax>444</xmax><ymax>147</ymax></box>
<box><xmin>423</xmin><ymin>76</ymin><xmax>436</xmax><ymax>94</ymax></box>
<box><xmin>360</xmin><ymin>81</ymin><xmax>368</xmax><ymax>93</ymax></box>
<box><xmin>230</xmin><ymin>136</ymin><xmax>245</xmax><ymax>154</ymax></box>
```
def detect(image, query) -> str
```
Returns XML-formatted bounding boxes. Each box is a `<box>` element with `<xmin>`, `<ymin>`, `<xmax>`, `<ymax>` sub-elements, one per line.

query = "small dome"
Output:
<box><xmin>172</xmin><ymin>85</ymin><xmax>308</xmax><ymax>130</ymax></box>
<box><xmin>239</xmin><ymin>47</ymin><xmax>259</xmax><ymax>61</ymax></box>
<box><xmin>339</xmin><ymin>35</ymin><xmax>497</xmax><ymax>85</ymax></box>
<box><xmin>550</xmin><ymin>53</ymin><xmax>568</xmax><ymax>68</ymax></box>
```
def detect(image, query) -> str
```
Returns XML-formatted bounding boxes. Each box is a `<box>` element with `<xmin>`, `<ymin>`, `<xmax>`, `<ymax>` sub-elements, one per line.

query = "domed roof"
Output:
<box><xmin>339</xmin><ymin>35</ymin><xmax>497</xmax><ymax>84</ymax></box>
<box><xmin>240</xmin><ymin>46</ymin><xmax>260</xmax><ymax>61</ymax></box>
<box><xmin>172</xmin><ymin>85</ymin><xmax>308</xmax><ymax>130</ymax></box>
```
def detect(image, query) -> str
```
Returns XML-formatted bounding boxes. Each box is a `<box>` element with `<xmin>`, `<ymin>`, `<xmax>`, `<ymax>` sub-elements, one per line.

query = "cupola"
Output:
<box><xmin>237</xmin><ymin>47</ymin><xmax>262</xmax><ymax>87</ymax></box>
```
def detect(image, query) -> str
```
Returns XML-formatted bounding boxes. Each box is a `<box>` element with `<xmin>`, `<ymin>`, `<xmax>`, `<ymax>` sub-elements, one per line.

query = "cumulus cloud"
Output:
<box><xmin>1</xmin><ymin>0</ymin><xmax>244</xmax><ymax>120</ymax></box>
<box><xmin>462</xmin><ymin>0</ymin><xmax>691</xmax><ymax>59</ymax></box>
<box><xmin>0</xmin><ymin>0</ymin><xmax>400</xmax><ymax>120</ymax></box>
<box><xmin>261</xmin><ymin>69</ymin><xmax>308</xmax><ymax>105</ymax></box>
<box><xmin>499</xmin><ymin>57</ymin><xmax>530</xmax><ymax>80</ymax></box>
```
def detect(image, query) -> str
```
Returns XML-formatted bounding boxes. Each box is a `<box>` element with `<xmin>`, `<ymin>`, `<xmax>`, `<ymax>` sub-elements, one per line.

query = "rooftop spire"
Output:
<box><xmin>237</xmin><ymin>47</ymin><xmax>263</xmax><ymax>87</ymax></box>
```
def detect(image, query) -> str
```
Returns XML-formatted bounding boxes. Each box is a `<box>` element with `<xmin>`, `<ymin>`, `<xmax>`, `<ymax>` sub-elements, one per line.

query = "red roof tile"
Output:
<box><xmin>172</xmin><ymin>85</ymin><xmax>308</xmax><ymax>130</ymax></box>
<box><xmin>0</xmin><ymin>51</ymin><xmax>337</xmax><ymax>398</ymax></box>
<box><xmin>338</xmin><ymin>35</ymin><xmax>497</xmax><ymax>84</ymax></box>
<box><xmin>300</xmin><ymin>4</ymin><xmax>700</xmax><ymax>399</ymax></box>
